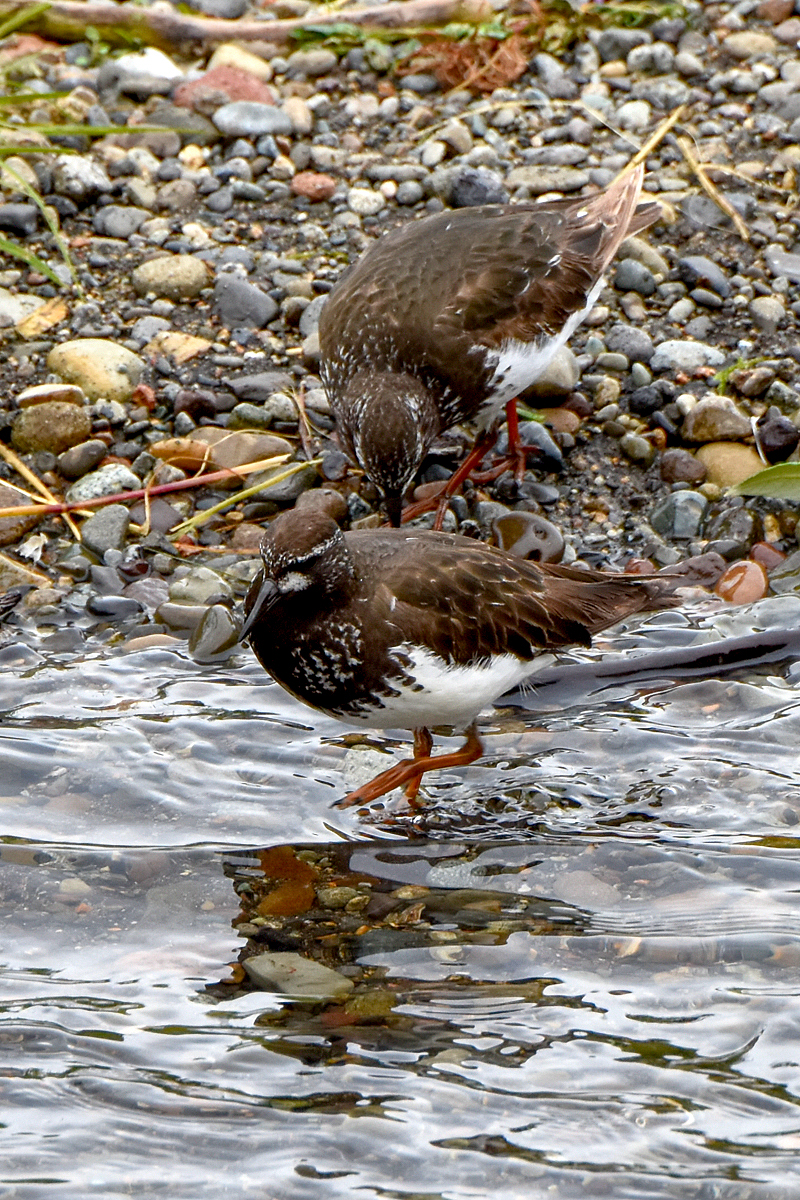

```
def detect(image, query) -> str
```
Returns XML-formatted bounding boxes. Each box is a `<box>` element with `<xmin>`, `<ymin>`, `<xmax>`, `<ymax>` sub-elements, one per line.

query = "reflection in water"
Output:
<box><xmin>1</xmin><ymin>599</ymin><xmax>800</xmax><ymax>1196</ymax></box>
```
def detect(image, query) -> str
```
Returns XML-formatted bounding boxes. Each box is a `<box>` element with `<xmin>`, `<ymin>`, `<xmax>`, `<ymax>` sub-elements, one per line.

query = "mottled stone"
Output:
<box><xmin>131</xmin><ymin>255</ymin><xmax>212</xmax><ymax>301</ymax></box>
<box><xmin>650</xmin><ymin>490</ymin><xmax>709</xmax><ymax>539</ymax></box>
<box><xmin>47</xmin><ymin>339</ymin><xmax>144</xmax><ymax>403</ymax></box>
<box><xmin>682</xmin><ymin>396</ymin><xmax>751</xmax><ymax>443</ymax></box>
<box><xmin>12</xmin><ymin>402</ymin><xmax>91</xmax><ymax>455</ymax></box>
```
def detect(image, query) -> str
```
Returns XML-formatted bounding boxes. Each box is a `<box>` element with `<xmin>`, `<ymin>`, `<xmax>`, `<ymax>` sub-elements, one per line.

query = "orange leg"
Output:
<box><xmin>470</xmin><ymin>400</ymin><xmax>527</xmax><ymax>485</ymax></box>
<box><xmin>334</xmin><ymin>724</ymin><xmax>484</xmax><ymax>809</ymax></box>
<box><xmin>400</xmin><ymin>432</ymin><xmax>497</xmax><ymax>529</ymax></box>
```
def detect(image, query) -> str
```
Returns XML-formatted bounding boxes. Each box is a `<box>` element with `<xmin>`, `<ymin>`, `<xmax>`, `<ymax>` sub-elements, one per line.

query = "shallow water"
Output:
<box><xmin>3</xmin><ymin>593</ymin><xmax>800</xmax><ymax>1198</ymax></box>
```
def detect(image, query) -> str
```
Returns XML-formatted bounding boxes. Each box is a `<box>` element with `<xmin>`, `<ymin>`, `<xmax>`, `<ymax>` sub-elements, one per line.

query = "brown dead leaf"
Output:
<box><xmin>16</xmin><ymin>298</ymin><xmax>69</xmax><ymax>340</ymax></box>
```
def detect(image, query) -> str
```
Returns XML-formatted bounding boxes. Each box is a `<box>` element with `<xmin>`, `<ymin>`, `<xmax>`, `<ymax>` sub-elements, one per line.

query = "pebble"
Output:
<box><xmin>677</xmin><ymin>255</ymin><xmax>731</xmax><ymax>298</ymax></box>
<box><xmin>169</xmin><ymin>566</ymin><xmax>232</xmax><ymax>604</ymax></box>
<box><xmin>346</xmin><ymin>188</ymin><xmax>385</xmax><ymax>216</ymax></box>
<box><xmin>650</xmin><ymin>340</ymin><xmax>726</xmax><ymax>373</ymax></box>
<box><xmin>605</xmin><ymin>324</ymin><xmax>654</xmax><ymax>363</ymax></box>
<box><xmin>694</xmin><ymin>442</ymin><xmax>765</xmax><ymax>488</ymax></box>
<box><xmin>131</xmin><ymin>255</ymin><xmax>211</xmax><ymax>301</ymax></box>
<box><xmin>650</xmin><ymin>490</ymin><xmax>709</xmax><ymax>539</ymax></box>
<box><xmin>212</xmin><ymin>101</ymin><xmax>291</xmax><ymax>138</ymax></box>
<box><xmin>243</xmin><ymin>950</ymin><xmax>353</xmax><ymax>1000</ymax></box>
<box><xmin>189</xmin><ymin>603</ymin><xmax>239</xmax><ymax>659</ymax></box>
<box><xmin>715</xmin><ymin>560</ymin><xmax>769</xmax><ymax>604</ymax></box>
<box><xmin>56</xmin><ymin>441</ymin><xmax>109</xmax><ymax>482</ymax></box>
<box><xmin>47</xmin><ymin>340</ymin><xmax>144</xmax><ymax>403</ymax></box>
<box><xmin>620</xmin><ymin>432</ymin><xmax>655</xmax><ymax>466</ymax></box>
<box><xmin>750</xmin><ymin>295</ymin><xmax>785</xmax><ymax>334</ymax></box>
<box><xmin>448</xmin><ymin>167</ymin><xmax>508</xmax><ymax>207</ymax></box>
<box><xmin>757</xmin><ymin>407</ymin><xmax>800</xmax><ymax>462</ymax></box>
<box><xmin>93</xmin><ymin>205</ymin><xmax>149</xmax><ymax>239</ymax></box>
<box><xmin>505</xmin><ymin>165</ymin><xmax>590</xmax><ymax>194</ymax></box>
<box><xmin>12</xmin><ymin>401</ymin><xmax>91</xmax><ymax>455</ymax></box>
<box><xmin>526</xmin><ymin>346</ymin><xmax>579</xmax><ymax>397</ymax></box>
<box><xmin>660</xmin><ymin>447</ymin><xmax>707</xmax><ymax>485</ymax></box>
<box><xmin>491</xmin><ymin>512</ymin><xmax>564</xmax><ymax>562</ymax></box>
<box><xmin>65</xmin><ymin>463</ymin><xmax>142</xmax><ymax>505</ymax></box>
<box><xmin>80</xmin><ymin>505</ymin><xmax>131</xmax><ymax>556</ymax></box>
<box><xmin>614</xmin><ymin>258</ymin><xmax>656</xmax><ymax>295</ymax></box>
<box><xmin>213</xmin><ymin>275</ymin><xmax>278</xmax><ymax>327</ymax></box>
<box><xmin>682</xmin><ymin>396</ymin><xmax>751</xmax><ymax>443</ymax></box>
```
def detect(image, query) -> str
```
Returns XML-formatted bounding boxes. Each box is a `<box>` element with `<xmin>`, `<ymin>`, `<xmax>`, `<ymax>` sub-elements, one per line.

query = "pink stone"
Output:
<box><xmin>173</xmin><ymin>66</ymin><xmax>275</xmax><ymax>110</ymax></box>
<box><xmin>291</xmin><ymin>171</ymin><xmax>337</xmax><ymax>202</ymax></box>
<box><xmin>714</xmin><ymin>560</ymin><xmax>769</xmax><ymax>604</ymax></box>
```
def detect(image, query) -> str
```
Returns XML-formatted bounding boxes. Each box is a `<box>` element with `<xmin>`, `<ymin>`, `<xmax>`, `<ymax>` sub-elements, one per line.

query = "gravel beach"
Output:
<box><xmin>0</xmin><ymin>0</ymin><xmax>799</xmax><ymax>654</ymax></box>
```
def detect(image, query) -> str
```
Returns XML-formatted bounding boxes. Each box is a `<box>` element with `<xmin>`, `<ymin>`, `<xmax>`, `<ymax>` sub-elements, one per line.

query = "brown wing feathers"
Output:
<box><xmin>366</xmin><ymin>533</ymin><xmax>678</xmax><ymax>669</ymax></box>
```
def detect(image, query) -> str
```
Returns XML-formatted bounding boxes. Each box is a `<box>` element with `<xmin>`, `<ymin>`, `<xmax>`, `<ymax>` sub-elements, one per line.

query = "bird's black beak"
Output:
<box><xmin>239</xmin><ymin>576</ymin><xmax>279</xmax><ymax>642</ymax></box>
<box><xmin>385</xmin><ymin>492</ymin><xmax>403</xmax><ymax>528</ymax></box>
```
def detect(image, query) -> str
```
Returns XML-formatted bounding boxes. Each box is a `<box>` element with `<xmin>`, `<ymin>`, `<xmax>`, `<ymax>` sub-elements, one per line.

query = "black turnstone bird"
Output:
<box><xmin>240</xmin><ymin>509</ymin><xmax>687</xmax><ymax>810</ymax></box>
<box><xmin>319</xmin><ymin>165</ymin><xmax>660</xmax><ymax>526</ymax></box>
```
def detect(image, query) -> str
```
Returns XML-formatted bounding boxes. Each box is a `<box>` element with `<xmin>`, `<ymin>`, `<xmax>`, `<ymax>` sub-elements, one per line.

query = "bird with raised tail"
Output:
<box><xmin>319</xmin><ymin>165</ymin><xmax>660</xmax><ymax>526</ymax></box>
<box><xmin>240</xmin><ymin>509</ymin><xmax>690</xmax><ymax>811</ymax></box>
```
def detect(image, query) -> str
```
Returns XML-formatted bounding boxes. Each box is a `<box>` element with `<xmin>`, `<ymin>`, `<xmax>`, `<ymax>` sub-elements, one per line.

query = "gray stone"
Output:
<box><xmin>597</xmin><ymin>27</ymin><xmax>650</xmax><ymax>62</ymax></box>
<box><xmin>346</xmin><ymin>187</ymin><xmax>385</xmax><ymax>216</ymax></box>
<box><xmin>396</xmin><ymin>179</ymin><xmax>424</xmax><ymax>205</ymax></box>
<box><xmin>765</xmin><ymin>246</ymin><xmax>800</xmax><ymax>282</ymax></box>
<box><xmin>605</xmin><ymin>323</ymin><xmax>655</xmax><ymax>363</ymax></box>
<box><xmin>620</xmin><ymin>432</ymin><xmax>655</xmax><ymax>466</ymax></box>
<box><xmin>650</xmin><ymin>340</ymin><xmax>726</xmax><ymax>373</ymax></box>
<box><xmin>448</xmin><ymin>166</ymin><xmax>508</xmax><ymax>207</ymax></box>
<box><xmin>212</xmin><ymin>102</ymin><xmax>293</xmax><ymax>138</ymax></box>
<box><xmin>213</xmin><ymin>276</ymin><xmax>278</xmax><ymax>328</ymax></box>
<box><xmin>81</xmin><ymin>504</ymin><xmax>130</xmax><ymax>556</ymax></box>
<box><xmin>228</xmin><ymin>402</ymin><xmax>272</xmax><ymax>430</ymax></box>
<box><xmin>254</xmin><ymin>462</ymin><xmax>318</xmax><ymax>504</ymax></box>
<box><xmin>298</xmin><ymin>294</ymin><xmax>327</xmax><ymax>338</ymax></box>
<box><xmin>93</xmin><ymin>205</ymin><xmax>149</xmax><ymax>239</ymax></box>
<box><xmin>650</xmin><ymin>490</ymin><xmax>709</xmax><ymax>539</ymax></box>
<box><xmin>614</xmin><ymin>258</ymin><xmax>656</xmax><ymax>295</ymax></box>
<box><xmin>750</xmin><ymin>295</ymin><xmax>785</xmax><ymax>335</ymax></box>
<box><xmin>505</xmin><ymin>165</ymin><xmax>590</xmax><ymax>194</ymax></box>
<box><xmin>678</xmin><ymin>255</ymin><xmax>731</xmax><ymax>297</ymax></box>
<box><xmin>66</xmin><ymin>463</ymin><xmax>141</xmax><ymax>505</ymax></box>
<box><xmin>616</xmin><ymin>100</ymin><xmax>651</xmax><ymax>131</ymax></box>
<box><xmin>169</xmin><ymin>566</ymin><xmax>232</xmax><ymax>604</ymax></box>
<box><xmin>243</xmin><ymin>951</ymin><xmax>354</xmax><ymax>1000</ymax></box>
<box><xmin>524</xmin><ymin>345</ymin><xmax>580</xmax><ymax>398</ymax></box>
<box><xmin>227</xmin><ymin>370</ymin><xmax>293</xmax><ymax>402</ymax></box>
<box><xmin>58</xmin><ymin>439</ymin><xmax>108</xmax><ymax>479</ymax></box>
<box><xmin>52</xmin><ymin>155</ymin><xmax>112</xmax><ymax>200</ymax></box>
<box><xmin>189</xmin><ymin>604</ymin><xmax>239</xmax><ymax>660</ymax></box>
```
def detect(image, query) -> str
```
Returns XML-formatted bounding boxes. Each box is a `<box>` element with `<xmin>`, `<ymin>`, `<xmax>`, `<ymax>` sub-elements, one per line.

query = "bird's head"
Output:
<box><xmin>240</xmin><ymin>510</ymin><xmax>352</xmax><ymax>641</ymax></box>
<box><xmin>342</xmin><ymin>372</ymin><xmax>439</xmax><ymax>526</ymax></box>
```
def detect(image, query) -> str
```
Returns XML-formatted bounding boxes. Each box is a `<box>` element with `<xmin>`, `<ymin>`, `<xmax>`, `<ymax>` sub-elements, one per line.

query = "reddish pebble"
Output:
<box><xmin>173</xmin><ymin>65</ymin><xmax>275</xmax><ymax>109</ymax></box>
<box><xmin>623</xmin><ymin>558</ymin><xmax>657</xmax><ymax>575</ymax></box>
<box><xmin>758</xmin><ymin>0</ymin><xmax>794</xmax><ymax>22</ymax></box>
<box><xmin>750</xmin><ymin>541</ymin><xmax>786</xmax><ymax>571</ymax></box>
<box><xmin>543</xmin><ymin>407</ymin><xmax>581</xmax><ymax>435</ymax></box>
<box><xmin>291</xmin><ymin>171</ymin><xmax>337</xmax><ymax>202</ymax></box>
<box><xmin>714</xmin><ymin>560</ymin><xmax>768</xmax><ymax>604</ymax></box>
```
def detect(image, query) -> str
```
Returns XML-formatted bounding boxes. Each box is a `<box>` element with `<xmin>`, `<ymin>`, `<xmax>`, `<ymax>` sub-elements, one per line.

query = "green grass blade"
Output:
<box><xmin>0</xmin><ymin>233</ymin><xmax>62</xmax><ymax>285</ymax></box>
<box><xmin>0</xmin><ymin>2</ymin><xmax>51</xmax><ymax>41</ymax></box>
<box><xmin>2</xmin><ymin>162</ymin><xmax>81</xmax><ymax>291</ymax></box>
<box><xmin>729</xmin><ymin>462</ymin><xmax>800</xmax><ymax>501</ymax></box>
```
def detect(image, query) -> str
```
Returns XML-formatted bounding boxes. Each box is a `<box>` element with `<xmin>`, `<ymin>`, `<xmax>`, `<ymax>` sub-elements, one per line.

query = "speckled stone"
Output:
<box><xmin>12</xmin><ymin>402</ymin><xmax>91</xmax><ymax>455</ymax></box>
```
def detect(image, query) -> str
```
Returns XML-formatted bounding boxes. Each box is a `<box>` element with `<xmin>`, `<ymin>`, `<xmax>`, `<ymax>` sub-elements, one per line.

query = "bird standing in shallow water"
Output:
<box><xmin>241</xmin><ymin>509</ymin><xmax>689</xmax><ymax>811</ymax></box>
<box><xmin>319</xmin><ymin>165</ymin><xmax>660</xmax><ymax>526</ymax></box>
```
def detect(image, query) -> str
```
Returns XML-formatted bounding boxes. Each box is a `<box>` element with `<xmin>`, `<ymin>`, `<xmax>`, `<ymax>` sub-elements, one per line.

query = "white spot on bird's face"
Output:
<box><xmin>279</xmin><ymin>572</ymin><xmax>310</xmax><ymax>593</ymax></box>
